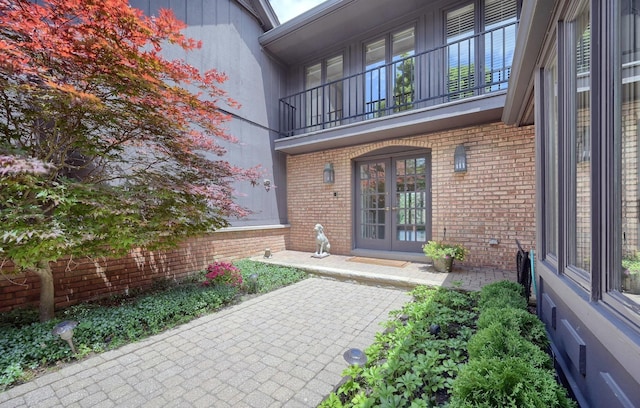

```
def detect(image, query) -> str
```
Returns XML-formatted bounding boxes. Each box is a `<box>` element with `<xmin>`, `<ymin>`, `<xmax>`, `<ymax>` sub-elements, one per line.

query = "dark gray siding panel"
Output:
<box><xmin>599</xmin><ymin>373</ymin><xmax>636</xmax><ymax>408</ymax></box>
<box><xmin>129</xmin><ymin>0</ymin><xmax>286</xmax><ymax>226</ymax></box>
<box><xmin>542</xmin><ymin>291</ymin><xmax>557</xmax><ymax>330</ymax></box>
<box><xmin>559</xmin><ymin>319</ymin><xmax>586</xmax><ymax>376</ymax></box>
<box><xmin>536</xmin><ymin>268</ymin><xmax>640</xmax><ymax>407</ymax></box>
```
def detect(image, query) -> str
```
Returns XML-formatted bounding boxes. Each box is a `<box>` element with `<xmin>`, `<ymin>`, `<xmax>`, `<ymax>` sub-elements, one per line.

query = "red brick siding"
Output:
<box><xmin>287</xmin><ymin>122</ymin><xmax>536</xmax><ymax>269</ymax></box>
<box><xmin>0</xmin><ymin>227</ymin><xmax>289</xmax><ymax>312</ymax></box>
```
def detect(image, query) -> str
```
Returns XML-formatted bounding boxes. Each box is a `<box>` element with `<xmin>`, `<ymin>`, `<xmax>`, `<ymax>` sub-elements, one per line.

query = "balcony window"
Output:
<box><xmin>365</xmin><ymin>27</ymin><xmax>415</xmax><ymax>117</ymax></box>
<box><xmin>365</xmin><ymin>37</ymin><xmax>387</xmax><ymax>117</ymax></box>
<box><xmin>484</xmin><ymin>0</ymin><xmax>518</xmax><ymax>91</ymax></box>
<box><xmin>392</xmin><ymin>28</ymin><xmax>416</xmax><ymax>112</ymax></box>
<box><xmin>278</xmin><ymin>1</ymin><xmax>519</xmax><ymax>136</ymax></box>
<box><xmin>305</xmin><ymin>55</ymin><xmax>343</xmax><ymax>131</ymax></box>
<box><xmin>447</xmin><ymin>3</ymin><xmax>475</xmax><ymax>99</ymax></box>
<box><xmin>447</xmin><ymin>0</ymin><xmax>517</xmax><ymax>99</ymax></box>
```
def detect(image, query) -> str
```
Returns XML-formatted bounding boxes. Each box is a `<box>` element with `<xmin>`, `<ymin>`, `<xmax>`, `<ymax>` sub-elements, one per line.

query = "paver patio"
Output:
<box><xmin>0</xmin><ymin>279</ymin><xmax>408</xmax><ymax>408</ymax></box>
<box><xmin>0</xmin><ymin>251</ymin><xmax>516</xmax><ymax>407</ymax></box>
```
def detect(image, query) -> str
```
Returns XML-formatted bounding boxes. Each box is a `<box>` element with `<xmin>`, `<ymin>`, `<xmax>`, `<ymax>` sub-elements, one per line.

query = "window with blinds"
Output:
<box><xmin>446</xmin><ymin>3</ymin><xmax>474</xmax><ymax>43</ymax></box>
<box><xmin>484</xmin><ymin>0</ymin><xmax>518</xmax><ymax>90</ymax></box>
<box><xmin>485</xmin><ymin>0</ymin><xmax>517</xmax><ymax>29</ymax></box>
<box><xmin>447</xmin><ymin>3</ymin><xmax>475</xmax><ymax>99</ymax></box>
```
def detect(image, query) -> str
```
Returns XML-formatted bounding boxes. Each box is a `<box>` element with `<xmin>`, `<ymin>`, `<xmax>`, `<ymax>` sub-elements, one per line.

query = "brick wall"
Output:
<box><xmin>287</xmin><ymin>122</ymin><xmax>536</xmax><ymax>269</ymax></box>
<box><xmin>0</xmin><ymin>226</ymin><xmax>289</xmax><ymax>312</ymax></box>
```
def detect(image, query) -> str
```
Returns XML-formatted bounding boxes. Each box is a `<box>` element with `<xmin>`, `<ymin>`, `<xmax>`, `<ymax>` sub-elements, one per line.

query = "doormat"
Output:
<box><xmin>347</xmin><ymin>257</ymin><xmax>409</xmax><ymax>268</ymax></box>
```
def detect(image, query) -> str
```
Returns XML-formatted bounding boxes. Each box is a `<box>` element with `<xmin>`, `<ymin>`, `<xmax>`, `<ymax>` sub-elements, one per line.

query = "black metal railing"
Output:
<box><xmin>279</xmin><ymin>21</ymin><xmax>517</xmax><ymax>137</ymax></box>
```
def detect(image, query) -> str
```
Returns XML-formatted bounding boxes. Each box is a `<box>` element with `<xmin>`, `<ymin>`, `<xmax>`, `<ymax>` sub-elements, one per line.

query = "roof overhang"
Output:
<box><xmin>502</xmin><ymin>0</ymin><xmax>557</xmax><ymax>126</ymax></box>
<box><xmin>275</xmin><ymin>92</ymin><xmax>507</xmax><ymax>155</ymax></box>
<box><xmin>235</xmin><ymin>0</ymin><xmax>279</xmax><ymax>31</ymax></box>
<box><xmin>260</xmin><ymin>0</ymin><xmax>426</xmax><ymax>65</ymax></box>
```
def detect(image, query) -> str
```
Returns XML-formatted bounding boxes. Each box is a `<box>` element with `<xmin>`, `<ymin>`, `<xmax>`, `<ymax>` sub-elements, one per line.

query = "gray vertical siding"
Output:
<box><xmin>130</xmin><ymin>0</ymin><xmax>287</xmax><ymax>226</ymax></box>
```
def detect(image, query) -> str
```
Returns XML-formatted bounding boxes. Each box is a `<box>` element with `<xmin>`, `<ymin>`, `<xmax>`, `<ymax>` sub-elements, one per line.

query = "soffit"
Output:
<box><xmin>260</xmin><ymin>0</ymin><xmax>425</xmax><ymax>65</ymax></box>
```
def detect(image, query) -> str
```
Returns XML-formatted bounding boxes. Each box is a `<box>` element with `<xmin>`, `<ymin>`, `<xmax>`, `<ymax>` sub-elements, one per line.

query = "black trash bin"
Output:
<box><xmin>516</xmin><ymin>239</ymin><xmax>531</xmax><ymax>300</ymax></box>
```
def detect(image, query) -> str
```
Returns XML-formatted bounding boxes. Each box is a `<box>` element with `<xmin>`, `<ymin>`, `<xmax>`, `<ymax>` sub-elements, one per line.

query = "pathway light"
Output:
<box><xmin>248</xmin><ymin>273</ymin><xmax>259</xmax><ymax>294</ymax></box>
<box><xmin>52</xmin><ymin>320</ymin><xmax>78</xmax><ymax>354</ymax></box>
<box><xmin>343</xmin><ymin>348</ymin><xmax>367</xmax><ymax>367</ymax></box>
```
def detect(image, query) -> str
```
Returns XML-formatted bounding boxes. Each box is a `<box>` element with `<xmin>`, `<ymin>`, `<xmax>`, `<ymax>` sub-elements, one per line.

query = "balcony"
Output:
<box><xmin>278</xmin><ymin>21</ymin><xmax>517</xmax><ymax>142</ymax></box>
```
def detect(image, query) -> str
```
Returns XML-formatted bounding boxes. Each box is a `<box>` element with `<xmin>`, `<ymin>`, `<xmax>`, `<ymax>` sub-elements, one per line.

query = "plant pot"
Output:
<box><xmin>433</xmin><ymin>256</ymin><xmax>454</xmax><ymax>272</ymax></box>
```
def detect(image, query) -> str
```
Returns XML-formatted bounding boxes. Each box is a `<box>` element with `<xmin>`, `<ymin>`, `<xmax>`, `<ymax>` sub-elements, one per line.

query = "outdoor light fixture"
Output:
<box><xmin>323</xmin><ymin>163</ymin><xmax>335</xmax><ymax>184</ymax></box>
<box><xmin>263</xmin><ymin>179</ymin><xmax>272</xmax><ymax>192</ymax></box>
<box><xmin>454</xmin><ymin>145</ymin><xmax>467</xmax><ymax>173</ymax></box>
<box><xmin>343</xmin><ymin>348</ymin><xmax>367</xmax><ymax>366</ymax></box>
<box><xmin>52</xmin><ymin>320</ymin><xmax>78</xmax><ymax>354</ymax></box>
<box><xmin>248</xmin><ymin>273</ymin><xmax>259</xmax><ymax>294</ymax></box>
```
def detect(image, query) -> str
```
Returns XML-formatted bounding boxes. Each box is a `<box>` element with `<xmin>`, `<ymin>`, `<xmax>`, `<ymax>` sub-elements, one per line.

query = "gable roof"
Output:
<box><xmin>236</xmin><ymin>0</ymin><xmax>280</xmax><ymax>30</ymax></box>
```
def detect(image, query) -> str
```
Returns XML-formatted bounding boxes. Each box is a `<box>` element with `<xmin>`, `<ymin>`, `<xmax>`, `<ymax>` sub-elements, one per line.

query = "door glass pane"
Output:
<box><xmin>484</xmin><ymin>0</ymin><xmax>517</xmax><ymax>91</ymax></box>
<box><xmin>545</xmin><ymin>59</ymin><xmax>559</xmax><ymax>257</ymax></box>
<box><xmin>360</xmin><ymin>162</ymin><xmax>386</xmax><ymax>240</ymax></box>
<box><xmin>447</xmin><ymin>3</ymin><xmax>475</xmax><ymax>99</ymax></box>
<box><xmin>392</xmin><ymin>28</ymin><xmax>415</xmax><ymax>111</ymax></box>
<box><xmin>569</xmin><ymin>5</ymin><xmax>591</xmax><ymax>274</ymax></box>
<box><xmin>617</xmin><ymin>0</ymin><xmax>640</xmax><ymax>304</ymax></box>
<box><xmin>305</xmin><ymin>63</ymin><xmax>322</xmax><ymax>129</ymax></box>
<box><xmin>365</xmin><ymin>38</ymin><xmax>386</xmax><ymax>117</ymax></box>
<box><xmin>326</xmin><ymin>55</ymin><xmax>343</xmax><ymax>126</ymax></box>
<box><xmin>396</xmin><ymin>157</ymin><xmax>427</xmax><ymax>242</ymax></box>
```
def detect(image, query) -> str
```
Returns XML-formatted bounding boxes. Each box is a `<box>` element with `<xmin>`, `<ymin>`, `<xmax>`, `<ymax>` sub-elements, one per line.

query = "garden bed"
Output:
<box><xmin>0</xmin><ymin>259</ymin><xmax>307</xmax><ymax>391</ymax></box>
<box><xmin>320</xmin><ymin>281</ymin><xmax>577</xmax><ymax>407</ymax></box>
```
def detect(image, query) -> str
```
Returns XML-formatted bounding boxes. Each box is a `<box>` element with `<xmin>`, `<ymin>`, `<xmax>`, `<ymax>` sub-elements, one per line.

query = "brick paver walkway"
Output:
<box><xmin>0</xmin><ymin>279</ymin><xmax>408</xmax><ymax>408</ymax></box>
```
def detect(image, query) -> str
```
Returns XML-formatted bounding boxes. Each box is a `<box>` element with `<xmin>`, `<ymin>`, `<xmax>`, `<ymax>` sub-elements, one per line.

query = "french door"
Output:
<box><xmin>355</xmin><ymin>152</ymin><xmax>432</xmax><ymax>252</ymax></box>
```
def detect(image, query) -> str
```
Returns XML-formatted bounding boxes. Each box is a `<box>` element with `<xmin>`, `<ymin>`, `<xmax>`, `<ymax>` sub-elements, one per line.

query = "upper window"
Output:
<box><xmin>446</xmin><ymin>0</ymin><xmax>518</xmax><ymax>99</ymax></box>
<box><xmin>364</xmin><ymin>27</ymin><xmax>416</xmax><ymax>117</ymax></box>
<box><xmin>305</xmin><ymin>55</ymin><xmax>343</xmax><ymax>130</ymax></box>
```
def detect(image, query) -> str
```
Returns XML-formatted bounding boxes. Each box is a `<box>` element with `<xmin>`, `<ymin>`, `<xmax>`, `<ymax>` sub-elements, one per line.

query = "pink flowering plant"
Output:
<box><xmin>203</xmin><ymin>261</ymin><xmax>243</xmax><ymax>288</ymax></box>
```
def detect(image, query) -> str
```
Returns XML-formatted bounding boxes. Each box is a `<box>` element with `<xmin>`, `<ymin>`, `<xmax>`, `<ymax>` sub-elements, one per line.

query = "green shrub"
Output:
<box><xmin>449</xmin><ymin>358</ymin><xmax>577</xmax><ymax>408</ymax></box>
<box><xmin>467</xmin><ymin>323</ymin><xmax>551</xmax><ymax>369</ymax></box>
<box><xmin>477</xmin><ymin>307</ymin><xmax>549</xmax><ymax>350</ymax></box>
<box><xmin>322</xmin><ymin>285</ymin><xmax>478</xmax><ymax>407</ymax></box>
<box><xmin>322</xmin><ymin>281</ymin><xmax>574</xmax><ymax>408</ymax></box>
<box><xmin>479</xmin><ymin>281</ymin><xmax>527</xmax><ymax>310</ymax></box>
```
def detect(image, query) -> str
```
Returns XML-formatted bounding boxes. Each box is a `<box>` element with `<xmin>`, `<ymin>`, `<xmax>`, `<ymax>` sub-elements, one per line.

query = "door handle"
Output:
<box><xmin>385</xmin><ymin>207</ymin><xmax>399</xmax><ymax>211</ymax></box>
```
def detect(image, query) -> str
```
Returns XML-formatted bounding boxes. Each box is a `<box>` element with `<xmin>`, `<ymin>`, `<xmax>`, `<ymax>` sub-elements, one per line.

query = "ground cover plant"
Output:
<box><xmin>320</xmin><ymin>281</ymin><xmax>576</xmax><ymax>408</ymax></box>
<box><xmin>0</xmin><ymin>260</ymin><xmax>307</xmax><ymax>391</ymax></box>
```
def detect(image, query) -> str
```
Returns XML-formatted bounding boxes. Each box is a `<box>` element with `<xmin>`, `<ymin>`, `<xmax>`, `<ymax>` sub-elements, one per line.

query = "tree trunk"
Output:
<box><xmin>32</xmin><ymin>261</ymin><xmax>55</xmax><ymax>322</ymax></box>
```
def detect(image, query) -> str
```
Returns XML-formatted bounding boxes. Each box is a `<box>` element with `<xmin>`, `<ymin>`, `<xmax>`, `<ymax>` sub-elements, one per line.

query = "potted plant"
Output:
<box><xmin>622</xmin><ymin>252</ymin><xmax>640</xmax><ymax>294</ymax></box>
<box><xmin>423</xmin><ymin>240</ymin><xmax>468</xmax><ymax>272</ymax></box>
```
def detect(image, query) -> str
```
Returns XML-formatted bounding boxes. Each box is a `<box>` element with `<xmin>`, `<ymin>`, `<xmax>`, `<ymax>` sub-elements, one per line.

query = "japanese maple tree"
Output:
<box><xmin>0</xmin><ymin>0</ymin><xmax>260</xmax><ymax>321</ymax></box>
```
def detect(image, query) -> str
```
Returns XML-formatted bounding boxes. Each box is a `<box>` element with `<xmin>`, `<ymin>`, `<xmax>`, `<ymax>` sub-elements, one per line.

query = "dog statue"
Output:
<box><xmin>314</xmin><ymin>224</ymin><xmax>331</xmax><ymax>257</ymax></box>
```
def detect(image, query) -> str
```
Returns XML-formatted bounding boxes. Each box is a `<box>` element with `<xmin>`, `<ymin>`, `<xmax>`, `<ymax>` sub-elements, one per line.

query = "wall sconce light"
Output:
<box><xmin>263</xmin><ymin>179</ymin><xmax>271</xmax><ymax>192</ymax></box>
<box><xmin>323</xmin><ymin>163</ymin><xmax>335</xmax><ymax>184</ymax></box>
<box><xmin>454</xmin><ymin>145</ymin><xmax>467</xmax><ymax>173</ymax></box>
